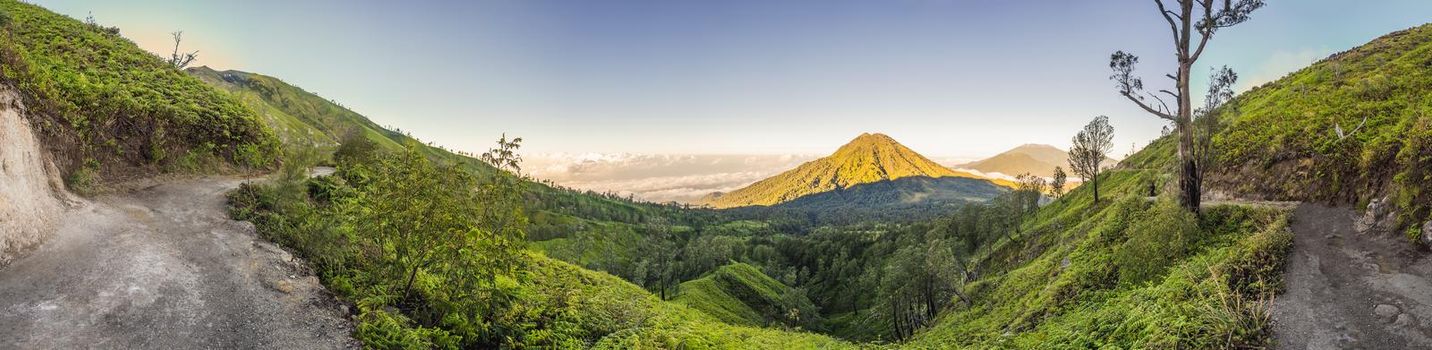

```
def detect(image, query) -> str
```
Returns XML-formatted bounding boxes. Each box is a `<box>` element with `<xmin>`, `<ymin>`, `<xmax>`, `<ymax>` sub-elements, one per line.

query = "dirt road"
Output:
<box><xmin>0</xmin><ymin>176</ymin><xmax>357</xmax><ymax>349</ymax></box>
<box><xmin>1272</xmin><ymin>204</ymin><xmax>1432</xmax><ymax>349</ymax></box>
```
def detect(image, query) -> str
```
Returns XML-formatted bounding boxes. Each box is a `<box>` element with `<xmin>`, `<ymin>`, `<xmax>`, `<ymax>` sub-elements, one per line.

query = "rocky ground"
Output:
<box><xmin>1272</xmin><ymin>204</ymin><xmax>1432</xmax><ymax>349</ymax></box>
<box><xmin>0</xmin><ymin>176</ymin><xmax>357</xmax><ymax>349</ymax></box>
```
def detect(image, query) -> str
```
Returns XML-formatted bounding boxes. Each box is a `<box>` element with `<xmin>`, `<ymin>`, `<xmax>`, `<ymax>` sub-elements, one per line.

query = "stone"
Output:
<box><xmin>1355</xmin><ymin>197</ymin><xmax>1394</xmax><ymax>235</ymax></box>
<box><xmin>1421</xmin><ymin>220</ymin><xmax>1432</xmax><ymax>246</ymax></box>
<box><xmin>1393</xmin><ymin>313</ymin><xmax>1415</xmax><ymax>328</ymax></box>
<box><xmin>1374</xmin><ymin>304</ymin><xmax>1399</xmax><ymax>320</ymax></box>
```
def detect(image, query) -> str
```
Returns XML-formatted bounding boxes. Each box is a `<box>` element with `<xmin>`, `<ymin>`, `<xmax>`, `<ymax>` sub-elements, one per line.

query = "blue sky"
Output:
<box><xmin>32</xmin><ymin>0</ymin><xmax>1432</xmax><ymax>158</ymax></box>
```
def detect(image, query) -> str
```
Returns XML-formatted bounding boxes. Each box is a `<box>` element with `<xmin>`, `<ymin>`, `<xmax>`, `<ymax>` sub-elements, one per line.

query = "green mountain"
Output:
<box><xmin>702</xmin><ymin>133</ymin><xmax>1001</xmax><ymax>208</ymax></box>
<box><xmin>672</xmin><ymin>262</ymin><xmax>821</xmax><ymax>330</ymax></box>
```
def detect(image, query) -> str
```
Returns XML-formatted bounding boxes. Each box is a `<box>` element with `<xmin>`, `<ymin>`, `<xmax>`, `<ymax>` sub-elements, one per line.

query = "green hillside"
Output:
<box><xmin>1211</xmin><ymin>24</ymin><xmax>1432</xmax><ymax>238</ymax></box>
<box><xmin>769</xmin><ymin>175</ymin><xmax>1007</xmax><ymax>225</ymax></box>
<box><xmin>900</xmin><ymin>24</ymin><xmax>1432</xmax><ymax>348</ymax></box>
<box><xmin>182</xmin><ymin>66</ymin><xmax>712</xmax><ymax>261</ymax></box>
<box><xmin>702</xmin><ymin>133</ymin><xmax>1005</xmax><ymax>208</ymax></box>
<box><xmin>14</xmin><ymin>0</ymin><xmax>1425</xmax><ymax>347</ymax></box>
<box><xmin>905</xmin><ymin>140</ymin><xmax>1293</xmax><ymax>347</ymax></box>
<box><xmin>0</xmin><ymin>0</ymin><xmax>277</xmax><ymax>191</ymax></box>
<box><xmin>672</xmin><ymin>263</ymin><xmax>822</xmax><ymax>330</ymax></box>
<box><xmin>187</xmin><ymin>67</ymin><xmax>407</xmax><ymax>151</ymax></box>
<box><xmin>227</xmin><ymin>142</ymin><xmax>851</xmax><ymax>349</ymax></box>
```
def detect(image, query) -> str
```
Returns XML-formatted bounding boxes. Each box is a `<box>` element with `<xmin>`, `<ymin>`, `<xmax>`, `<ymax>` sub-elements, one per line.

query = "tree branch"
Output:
<box><xmin>1159</xmin><ymin>89</ymin><xmax>1180</xmax><ymax>100</ymax></box>
<box><xmin>1122</xmin><ymin>92</ymin><xmax>1177</xmax><ymax>121</ymax></box>
<box><xmin>1149</xmin><ymin>92</ymin><xmax>1172</xmax><ymax>115</ymax></box>
<box><xmin>1155</xmin><ymin>0</ymin><xmax>1182</xmax><ymax>54</ymax></box>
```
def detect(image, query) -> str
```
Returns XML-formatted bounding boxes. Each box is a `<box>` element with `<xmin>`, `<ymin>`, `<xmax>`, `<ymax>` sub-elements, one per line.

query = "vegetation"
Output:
<box><xmin>230</xmin><ymin>140</ymin><xmax>850</xmax><ymax>348</ymax></box>
<box><xmin>1068</xmin><ymin>116</ymin><xmax>1114</xmax><ymax>202</ymax></box>
<box><xmin>18</xmin><ymin>0</ymin><xmax>1417</xmax><ymax>347</ymax></box>
<box><xmin>755</xmin><ymin>176</ymin><xmax>1006</xmax><ymax>225</ymax></box>
<box><xmin>1210</xmin><ymin>23</ymin><xmax>1432</xmax><ymax>240</ymax></box>
<box><xmin>221</xmin><ymin>20</ymin><xmax>1431</xmax><ymax>348</ymax></box>
<box><xmin>187</xmin><ymin>67</ymin><xmax>407</xmax><ymax>150</ymax></box>
<box><xmin>0</xmin><ymin>0</ymin><xmax>277</xmax><ymax>190</ymax></box>
<box><xmin>902</xmin><ymin>138</ymin><xmax>1292</xmax><ymax>348</ymax></box>
<box><xmin>1109</xmin><ymin>0</ymin><xmax>1264</xmax><ymax>213</ymax></box>
<box><xmin>671</xmin><ymin>262</ymin><xmax>822</xmax><ymax>330</ymax></box>
<box><xmin>1051</xmin><ymin>166</ymin><xmax>1068</xmax><ymax>198</ymax></box>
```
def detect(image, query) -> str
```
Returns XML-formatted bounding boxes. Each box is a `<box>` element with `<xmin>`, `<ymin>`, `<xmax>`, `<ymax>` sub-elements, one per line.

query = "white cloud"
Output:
<box><xmin>525</xmin><ymin>153</ymin><xmax>817</xmax><ymax>203</ymax></box>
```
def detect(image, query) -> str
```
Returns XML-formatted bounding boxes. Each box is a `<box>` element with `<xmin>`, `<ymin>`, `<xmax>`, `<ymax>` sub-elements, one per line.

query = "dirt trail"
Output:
<box><xmin>0</xmin><ymin>176</ymin><xmax>357</xmax><ymax>349</ymax></box>
<box><xmin>1273</xmin><ymin>204</ymin><xmax>1432</xmax><ymax>349</ymax></box>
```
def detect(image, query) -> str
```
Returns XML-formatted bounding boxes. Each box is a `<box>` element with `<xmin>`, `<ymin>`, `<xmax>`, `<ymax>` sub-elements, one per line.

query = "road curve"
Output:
<box><xmin>0</xmin><ymin>176</ymin><xmax>357</xmax><ymax>349</ymax></box>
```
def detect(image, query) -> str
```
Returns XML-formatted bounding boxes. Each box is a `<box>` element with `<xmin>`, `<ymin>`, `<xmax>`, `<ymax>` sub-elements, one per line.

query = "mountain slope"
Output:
<box><xmin>1210</xmin><ymin>23</ymin><xmax>1432</xmax><ymax>234</ymax></box>
<box><xmin>702</xmin><ymin>133</ymin><xmax>994</xmax><ymax>208</ymax></box>
<box><xmin>958</xmin><ymin>143</ymin><xmax>1115</xmax><ymax>179</ymax></box>
<box><xmin>187</xmin><ymin>67</ymin><xmax>409</xmax><ymax>151</ymax></box>
<box><xmin>908</xmin><ymin>24</ymin><xmax>1432</xmax><ymax>349</ymax></box>
<box><xmin>770</xmin><ymin>175</ymin><xmax>1006</xmax><ymax>224</ymax></box>
<box><xmin>0</xmin><ymin>1</ymin><xmax>278</xmax><ymax>189</ymax></box>
<box><xmin>672</xmin><ymin>263</ymin><xmax>820</xmax><ymax>330</ymax></box>
<box><xmin>959</xmin><ymin>144</ymin><xmax>1070</xmax><ymax>178</ymax></box>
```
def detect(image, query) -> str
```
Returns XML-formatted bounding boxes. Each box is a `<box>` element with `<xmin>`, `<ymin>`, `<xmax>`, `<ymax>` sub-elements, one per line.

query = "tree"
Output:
<box><xmin>1109</xmin><ymin>0</ymin><xmax>1263</xmax><ymax>214</ymax></box>
<box><xmin>1014</xmin><ymin>173</ymin><xmax>1047</xmax><ymax>215</ymax></box>
<box><xmin>1069</xmin><ymin>116</ymin><xmax>1114</xmax><ymax>203</ymax></box>
<box><xmin>480</xmin><ymin>133</ymin><xmax>523</xmax><ymax>176</ymax></box>
<box><xmin>168</xmin><ymin>31</ymin><xmax>198</xmax><ymax>69</ymax></box>
<box><xmin>1051</xmin><ymin>166</ymin><xmax>1068</xmax><ymax>199</ymax></box>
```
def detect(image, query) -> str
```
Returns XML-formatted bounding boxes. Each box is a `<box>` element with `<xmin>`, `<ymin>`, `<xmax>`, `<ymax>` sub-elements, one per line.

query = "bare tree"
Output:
<box><xmin>1051</xmin><ymin>166</ymin><xmax>1068</xmax><ymax>199</ymax></box>
<box><xmin>1194</xmin><ymin>66</ymin><xmax>1238</xmax><ymax>187</ymax></box>
<box><xmin>1109</xmin><ymin>0</ymin><xmax>1263</xmax><ymax>214</ymax></box>
<box><xmin>168</xmin><ymin>31</ymin><xmax>198</xmax><ymax>69</ymax></box>
<box><xmin>1069</xmin><ymin>116</ymin><xmax>1114</xmax><ymax>203</ymax></box>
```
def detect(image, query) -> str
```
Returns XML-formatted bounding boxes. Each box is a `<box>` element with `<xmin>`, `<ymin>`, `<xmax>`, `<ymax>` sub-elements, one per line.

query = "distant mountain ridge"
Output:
<box><xmin>958</xmin><ymin>143</ymin><xmax>1110</xmax><ymax>178</ymax></box>
<box><xmin>700</xmin><ymin>133</ymin><xmax>999</xmax><ymax>208</ymax></box>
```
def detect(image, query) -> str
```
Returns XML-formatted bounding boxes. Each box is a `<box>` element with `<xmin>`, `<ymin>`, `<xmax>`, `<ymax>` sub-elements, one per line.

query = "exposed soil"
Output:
<box><xmin>0</xmin><ymin>176</ymin><xmax>358</xmax><ymax>349</ymax></box>
<box><xmin>1272</xmin><ymin>204</ymin><xmax>1432</xmax><ymax>349</ymax></box>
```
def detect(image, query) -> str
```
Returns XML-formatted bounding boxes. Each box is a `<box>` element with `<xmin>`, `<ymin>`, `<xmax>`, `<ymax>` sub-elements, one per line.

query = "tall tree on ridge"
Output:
<box><xmin>1108</xmin><ymin>0</ymin><xmax>1263</xmax><ymax>214</ymax></box>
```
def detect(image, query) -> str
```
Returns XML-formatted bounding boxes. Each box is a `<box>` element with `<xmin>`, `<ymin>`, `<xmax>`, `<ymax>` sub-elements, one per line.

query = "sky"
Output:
<box><xmin>27</xmin><ymin>0</ymin><xmax>1432</xmax><ymax>201</ymax></box>
<box><xmin>30</xmin><ymin>0</ymin><xmax>1432</xmax><ymax>157</ymax></box>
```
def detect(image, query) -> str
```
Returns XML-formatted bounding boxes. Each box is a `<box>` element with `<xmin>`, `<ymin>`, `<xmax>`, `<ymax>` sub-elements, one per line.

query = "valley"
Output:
<box><xmin>2</xmin><ymin>0</ymin><xmax>1432</xmax><ymax>349</ymax></box>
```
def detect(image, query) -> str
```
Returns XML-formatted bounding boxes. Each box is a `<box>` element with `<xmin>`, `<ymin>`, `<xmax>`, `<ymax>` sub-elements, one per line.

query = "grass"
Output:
<box><xmin>903</xmin><ymin>134</ymin><xmax>1292</xmax><ymax>348</ymax></box>
<box><xmin>187</xmin><ymin>67</ymin><xmax>406</xmax><ymax>151</ymax></box>
<box><xmin>672</xmin><ymin>263</ymin><xmax>816</xmax><ymax>329</ymax></box>
<box><xmin>1211</xmin><ymin>23</ymin><xmax>1432</xmax><ymax>240</ymax></box>
<box><xmin>229</xmin><ymin>162</ymin><xmax>854</xmax><ymax>349</ymax></box>
<box><xmin>0</xmin><ymin>0</ymin><xmax>277</xmax><ymax>188</ymax></box>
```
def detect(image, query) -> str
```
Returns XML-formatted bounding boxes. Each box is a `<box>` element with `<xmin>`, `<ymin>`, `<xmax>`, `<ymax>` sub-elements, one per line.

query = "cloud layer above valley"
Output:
<box><xmin>525</xmin><ymin>153</ymin><xmax>818</xmax><ymax>203</ymax></box>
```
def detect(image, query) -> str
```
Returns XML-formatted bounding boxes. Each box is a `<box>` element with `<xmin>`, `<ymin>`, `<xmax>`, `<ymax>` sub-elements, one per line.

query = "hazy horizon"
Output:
<box><xmin>30</xmin><ymin>0</ymin><xmax>1432</xmax><ymax>159</ymax></box>
<box><xmin>27</xmin><ymin>0</ymin><xmax>1432</xmax><ymax>201</ymax></box>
